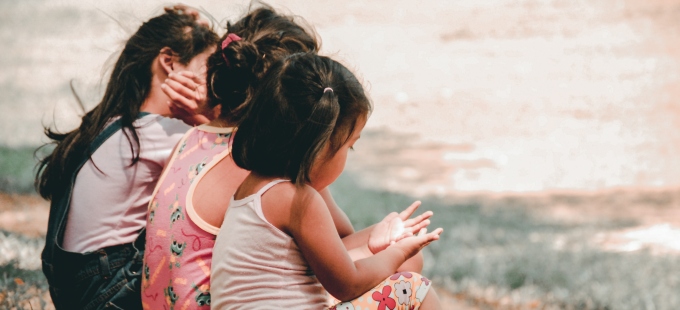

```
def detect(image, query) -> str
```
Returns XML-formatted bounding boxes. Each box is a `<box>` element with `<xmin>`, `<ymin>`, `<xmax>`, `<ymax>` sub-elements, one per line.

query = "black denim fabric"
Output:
<box><xmin>43</xmin><ymin>231</ymin><xmax>145</xmax><ymax>310</ymax></box>
<box><xmin>41</xmin><ymin>113</ymin><xmax>149</xmax><ymax>310</ymax></box>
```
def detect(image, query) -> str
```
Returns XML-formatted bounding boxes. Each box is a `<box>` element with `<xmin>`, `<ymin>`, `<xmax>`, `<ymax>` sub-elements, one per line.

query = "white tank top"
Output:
<box><xmin>211</xmin><ymin>179</ymin><xmax>328</xmax><ymax>309</ymax></box>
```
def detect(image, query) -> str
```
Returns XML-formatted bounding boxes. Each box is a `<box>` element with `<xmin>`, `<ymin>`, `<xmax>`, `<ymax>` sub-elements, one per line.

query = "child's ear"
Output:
<box><xmin>158</xmin><ymin>47</ymin><xmax>176</xmax><ymax>75</ymax></box>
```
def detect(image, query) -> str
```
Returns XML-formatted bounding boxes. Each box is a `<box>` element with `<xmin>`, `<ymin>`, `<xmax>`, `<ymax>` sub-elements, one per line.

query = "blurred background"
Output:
<box><xmin>1</xmin><ymin>0</ymin><xmax>679</xmax><ymax>309</ymax></box>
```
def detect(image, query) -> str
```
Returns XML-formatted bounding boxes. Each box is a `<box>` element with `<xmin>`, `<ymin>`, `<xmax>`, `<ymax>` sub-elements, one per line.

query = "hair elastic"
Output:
<box><xmin>323</xmin><ymin>87</ymin><xmax>333</xmax><ymax>93</ymax></box>
<box><xmin>221</xmin><ymin>33</ymin><xmax>242</xmax><ymax>66</ymax></box>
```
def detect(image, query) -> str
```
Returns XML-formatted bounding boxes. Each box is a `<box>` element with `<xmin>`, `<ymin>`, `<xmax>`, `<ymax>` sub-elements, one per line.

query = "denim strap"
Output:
<box><xmin>55</xmin><ymin>112</ymin><xmax>151</xmax><ymax>243</ymax></box>
<box><xmin>43</xmin><ymin>112</ymin><xmax>151</xmax><ymax>261</ymax></box>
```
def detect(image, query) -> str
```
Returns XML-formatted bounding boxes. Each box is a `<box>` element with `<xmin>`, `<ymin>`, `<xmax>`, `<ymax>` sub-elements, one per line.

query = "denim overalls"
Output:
<box><xmin>42</xmin><ymin>113</ymin><xmax>149</xmax><ymax>310</ymax></box>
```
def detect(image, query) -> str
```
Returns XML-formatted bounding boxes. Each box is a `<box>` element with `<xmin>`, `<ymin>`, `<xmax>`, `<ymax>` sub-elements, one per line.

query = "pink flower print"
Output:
<box><xmin>390</xmin><ymin>271</ymin><xmax>413</xmax><ymax>280</ymax></box>
<box><xmin>394</xmin><ymin>280</ymin><xmax>412</xmax><ymax>305</ymax></box>
<box><xmin>421</xmin><ymin>276</ymin><xmax>430</xmax><ymax>286</ymax></box>
<box><xmin>372</xmin><ymin>285</ymin><xmax>396</xmax><ymax>310</ymax></box>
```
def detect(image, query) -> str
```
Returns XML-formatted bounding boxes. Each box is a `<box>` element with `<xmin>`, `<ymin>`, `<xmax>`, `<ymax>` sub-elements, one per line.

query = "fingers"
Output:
<box><xmin>407</xmin><ymin>219</ymin><xmax>430</xmax><ymax>235</ymax></box>
<box><xmin>169</xmin><ymin>72</ymin><xmax>202</xmax><ymax>93</ymax></box>
<box><xmin>165</xmin><ymin>4</ymin><xmax>199</xmax><ymax>19</ymax></box>
<box><xmin>162</xmin><ymin>83</ymin><xmax>198</xmax><ymax>112</ymax></box>
<box><xmin>195</xmin><ymin>18</ymin><xmax>211</xmax><ymax>28</ymax></box>
<box><xmin>402</xmin><ymin>210</ymin><xmax>433</xmax><ymax>228</ymax></box>
<box><xmin>169</xmin><ymin>71</ymin><xmax>207</xmax><ymax>103</ymax></box>
<box><xmin>417</xmin><ymin>227</ymin><xmax>443</xmax><ymax>242</ymax></box>
<box><xmin>398</xmin><ymin>201</ymin><xmax>421</xmax><ymax>221</ymax></box>
<box><xmin>163</xmin><ymin>71</ymin><xmax>208</xmax><ymax>113</ymax></box>
<box><xmin>164</xmin><ymin>5</ymin><xmax>211</xmax><ymax>28</ymax></box>
<box><xmin>393</xmin><ymin>227</ymin><xmax>443</xmax><ymax>256</ymax></box>
<box><xmin>176</xmin><ymin>71</ymin><xmax>206</xmax><ymax>85</ymax></box>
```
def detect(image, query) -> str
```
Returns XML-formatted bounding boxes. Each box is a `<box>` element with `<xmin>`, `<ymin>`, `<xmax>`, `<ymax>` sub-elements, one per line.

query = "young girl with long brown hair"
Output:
<box><xmin>35</xmin><ymin>7</ymin><xmax>219</xmax><ymax>309</ymax></box>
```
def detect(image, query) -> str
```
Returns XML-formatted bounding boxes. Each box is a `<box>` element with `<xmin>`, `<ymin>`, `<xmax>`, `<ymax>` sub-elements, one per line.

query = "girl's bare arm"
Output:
<box><xmin>284</xmin><ymin>186</ymin><xmax>442</xmax><ymax>301</ymax></box>
<box><xmin>318</xmin><ymin>187</ymin><xmax>354</xmax><ymax>237</ymax></box>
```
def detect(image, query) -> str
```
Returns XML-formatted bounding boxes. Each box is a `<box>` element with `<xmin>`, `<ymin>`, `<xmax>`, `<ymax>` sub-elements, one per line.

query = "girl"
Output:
<box><xmin>211</xmin><ymin>53</ymin><xmax>443</xmax><ymax>309</ymax></box>
<box><xmin>140</xmin><ymin>7</ymin><xmax>326</xmax><ymax>310</ymax></box>
<box><xmin>35</xmin><ymin>8</ymin><xmax>219</xmax><ymax>310</ymax></box>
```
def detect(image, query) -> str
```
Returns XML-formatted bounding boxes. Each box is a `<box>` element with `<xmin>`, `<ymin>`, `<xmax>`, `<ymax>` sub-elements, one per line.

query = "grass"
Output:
<box><xmin>0</xmin><ymin>231</ymin><xmax>50</xmax><ymax>310</ymax></box>
<box><xmin>330</xmin><ymin>172</ymin><xmax>680</xmax><ymax>309</ymax></box>
<box><xmin>0</xmin><ymin>145</ymin><xmax>50</xmax><ymax>195</ymax></box>
<box><xmin>0</xmin><ymin>261</ymin><xmax>50</xmax><ymax>310</ymax></box>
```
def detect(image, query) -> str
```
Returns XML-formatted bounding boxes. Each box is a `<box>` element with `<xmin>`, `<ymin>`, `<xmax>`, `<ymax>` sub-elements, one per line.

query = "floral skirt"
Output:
<box><xmin>328</xmin><ymin>272</ymin><xmax>432</xmax><ymax>310</ymax></box>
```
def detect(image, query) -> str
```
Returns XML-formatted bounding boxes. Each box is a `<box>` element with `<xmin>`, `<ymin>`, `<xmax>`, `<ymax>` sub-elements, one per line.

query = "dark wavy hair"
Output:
<box><xmin>35</xmin><ymin>10</ymin><xmax>219</xmax><ymax>200</ymax></box>
<box><xmin>231</xmin><ymin>53</ymin><xmax>372</xmax><ymax>185</ymax></box>
<box><xmin>205</xmin><ymin>5</ymin><xmax>319</xmax><ymax>124</ymax></box>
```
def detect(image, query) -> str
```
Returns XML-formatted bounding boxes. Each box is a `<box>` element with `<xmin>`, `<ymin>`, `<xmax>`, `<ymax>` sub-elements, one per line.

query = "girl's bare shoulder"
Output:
<box><xmin>263</xmin><ymin>182</ymin><xmax>323</xmax><ymax>210</ymax></box>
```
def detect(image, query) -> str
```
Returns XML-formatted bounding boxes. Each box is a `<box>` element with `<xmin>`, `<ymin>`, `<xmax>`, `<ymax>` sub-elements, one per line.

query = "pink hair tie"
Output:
<box><xmin>221</xmin><ymin>33</ymin><xmax>242</xmax><ymax>66</ymax></box>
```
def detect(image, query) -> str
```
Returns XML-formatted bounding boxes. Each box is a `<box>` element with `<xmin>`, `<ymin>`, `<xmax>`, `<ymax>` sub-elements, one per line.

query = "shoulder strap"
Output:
<box><xmin>87</xmin><ymin>112</ymin><xmax>151</xmax><ymax>155</ymax></box>
<box><xmin>255</xmin><ymin>179</ymin><xmax>289</xmax><ymax>197</ymax></box>
<box><xmin>53</xmin><ymin>112</ymin><xmax>152</xmax><ymax>244</ymax></box>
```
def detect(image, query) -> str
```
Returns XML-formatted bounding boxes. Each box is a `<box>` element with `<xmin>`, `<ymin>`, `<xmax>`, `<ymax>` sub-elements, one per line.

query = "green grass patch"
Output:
<box><xmin>0</xmin><ymin>145</ymin><xmax>50</xmax><ymax>194</ymax></box>
<box><xmin>330</xmin><ymin>172</ymin><xmax>680</xmax><ymax>309</ymax></box>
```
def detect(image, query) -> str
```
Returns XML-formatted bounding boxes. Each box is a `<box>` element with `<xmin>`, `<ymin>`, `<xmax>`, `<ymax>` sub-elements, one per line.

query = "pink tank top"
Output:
<box><xmin>141</xmin><ymin>125</ymin><xmax>234</xmax><ymax>310</ymax></box>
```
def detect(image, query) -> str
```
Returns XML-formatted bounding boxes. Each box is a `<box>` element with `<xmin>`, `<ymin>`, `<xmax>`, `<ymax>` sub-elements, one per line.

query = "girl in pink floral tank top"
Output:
<box><xmin>141</xmin><ymin>125</ymin><xmax>235</xmax><ymax>310</ymax></box>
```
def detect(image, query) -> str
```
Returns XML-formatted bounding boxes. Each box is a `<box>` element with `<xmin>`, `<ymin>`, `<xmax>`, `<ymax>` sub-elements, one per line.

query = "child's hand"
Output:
<box><xmin>162</xmin><ymin>71</ymin><xmax>212</xmax><ymax>126</ymax></box>
<box><xmin>367</xmin><ymin>201</ymin><xmax>433</xmax><ymax>254</ymax></box>
<box><xmin>164</xmin><ymin>4</ymin><xmax>211</xmax><ymax>28</ymax></box>
<box><xmin>393</xmin><ymin>227</ymin><xmax>443</xmax><ymax>259</ymax></box>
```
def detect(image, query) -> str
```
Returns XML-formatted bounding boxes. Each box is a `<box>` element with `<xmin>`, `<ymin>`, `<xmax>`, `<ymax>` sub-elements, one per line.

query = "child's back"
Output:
<box><xmin>211</xmin><ymin>179</ymin><xmax>326</xmax><ymax>308</ymax></box>
<box><xmin>142</xmin><ymin>126</ymin><xmax>236</xmax><ymax>309</ymax></box>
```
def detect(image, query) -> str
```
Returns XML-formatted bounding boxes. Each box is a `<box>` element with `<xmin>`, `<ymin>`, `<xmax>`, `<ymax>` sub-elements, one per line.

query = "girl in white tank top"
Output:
<box><xmin>211</xmin><ymin>53</ymin><xmax>444</xmax><ymax>309</ymax></box>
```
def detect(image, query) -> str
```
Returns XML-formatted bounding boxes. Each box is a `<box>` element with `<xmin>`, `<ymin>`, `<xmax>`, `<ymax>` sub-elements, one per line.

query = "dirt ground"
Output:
<box><xmin>0</xmin><ymin>194</ymin><xmax>49</xmax><ymax>238</ymax></box>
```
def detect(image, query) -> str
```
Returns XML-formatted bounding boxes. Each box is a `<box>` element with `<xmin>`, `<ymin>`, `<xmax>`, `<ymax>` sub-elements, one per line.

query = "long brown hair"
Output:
<box><xmin>35</xmin><ymin>10</ymin><xmax>219</xmax><ymax>200</ymax></box>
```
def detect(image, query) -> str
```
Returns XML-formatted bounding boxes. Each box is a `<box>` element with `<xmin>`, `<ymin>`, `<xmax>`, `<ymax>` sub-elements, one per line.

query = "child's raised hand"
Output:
<box><xmin>367</xmin><ymin>201</ymin><xmax>434</xmax><ymax>254</ymax></box>
<box><xmin>164</xmin><ymin>4</ymin><xmax>211</xmax><ymax>28</ymax></box>
<box><xmin>393</xmin><ymin>227</ymin><xmax>443</xmax><ymax>259</ymax></box>
<box><xmin>162</xmin><ymin>71</ymin><xmax>211</xmax><ymax>126</ymax></box>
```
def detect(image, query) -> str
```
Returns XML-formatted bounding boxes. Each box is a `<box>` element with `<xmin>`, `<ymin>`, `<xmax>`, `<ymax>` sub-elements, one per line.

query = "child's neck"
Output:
<box><xmin>140</xmin><ymin>75</ymin><xmax>172</xmax><ymax>116</ymax></box>
<box><xmin>207</xmin><ymin>117</ymin><xmax>237</xmax><ymax>128</ymax></box>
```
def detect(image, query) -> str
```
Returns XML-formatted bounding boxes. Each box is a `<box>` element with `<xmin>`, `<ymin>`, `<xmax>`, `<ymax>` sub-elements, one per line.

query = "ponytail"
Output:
<box><xmin>293</xmin><ymin>85</ymin><xmax>340</xmax><ymax>184</ymax></box>
<box><xmin>205</xmin><ymin>6</ymin><xmax>319</xmax><ymax>124</ymax></box>
<box><xmin>231</xmin><ymin>53</ymin><xmax>371</xmax><ymax>186</ymax></box>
